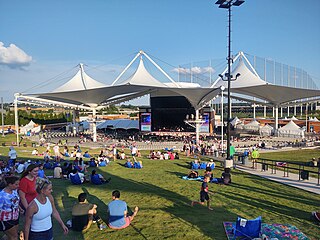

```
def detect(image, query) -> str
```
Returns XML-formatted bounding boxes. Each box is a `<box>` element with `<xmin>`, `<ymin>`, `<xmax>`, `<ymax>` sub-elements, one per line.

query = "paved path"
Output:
<box><xmin>235</xmin><ymin>163</ymin><xmax>320</xmax><ymax>195</ymax></box>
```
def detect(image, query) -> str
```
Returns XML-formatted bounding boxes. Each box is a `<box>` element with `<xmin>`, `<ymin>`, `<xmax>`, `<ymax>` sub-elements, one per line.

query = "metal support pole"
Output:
<box><xmin>195</xmin><ymin>109</ymin><xmax>200</xmax><ymax>145</ymax></box>
<box><xmin>92</xmin><ymin>108</ymin><xmax>97</xmax><ymax>142</ymax></box>
<box><xmin>215</xmin><ymin>0</ymin><xmax>244</xmax><ymax>159</ymax></box>
<box><xmin>275</xmin><ymin>106</ymin><xmax>279</xmax><ymax>136</ymax></box>
<box><xmin>226</xmin><ymin>5</ymin><xmax>232</xmax><ymax>160</ymax></box>
<box><xmin>1</xmin><ymin>97</ymin><xmax>4</xmax><ymax>137</ymax></box>
<box><xmin>14</xmin><ymin>94</ymin><xmax>19</xmax><ymax>147</ymax></box>
<box><xmin>221</xmin><ymin>90</ymin><xmax>224</xmax><ymax>152</ymax></box>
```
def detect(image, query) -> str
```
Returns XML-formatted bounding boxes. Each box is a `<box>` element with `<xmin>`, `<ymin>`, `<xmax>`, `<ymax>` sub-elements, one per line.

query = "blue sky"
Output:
<box><xmin>0</xmin><ymin>0</ymin><xmax>319</xmax><ymax>102</ymax></box>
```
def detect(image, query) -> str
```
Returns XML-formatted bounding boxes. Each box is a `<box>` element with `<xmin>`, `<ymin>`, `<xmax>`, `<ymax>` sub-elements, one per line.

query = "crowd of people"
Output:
<box><xmin>0</xmin><ymin>145</ymin><xmax>141</xmax><ymax>239</ymax></box>
<box><xmin>1</xmin><ymin>136</ymin><xmax>318</xmax><ymax>239</ymax></box>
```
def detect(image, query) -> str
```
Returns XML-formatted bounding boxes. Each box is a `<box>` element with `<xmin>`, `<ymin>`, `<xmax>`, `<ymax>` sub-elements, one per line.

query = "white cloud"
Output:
<box><xmin>172</xmin><ymin>66</ymin><xmax>215</xmax><ymax>75</ymax></box>
<box><xmin>0</xmin><ymin>42</ymin><xmax>32</xmax><ymax>68</ymax></box>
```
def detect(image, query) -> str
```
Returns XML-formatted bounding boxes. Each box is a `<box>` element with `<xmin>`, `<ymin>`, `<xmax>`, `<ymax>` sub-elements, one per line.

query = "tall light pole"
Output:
<box><xmin>216</xmin><ymin>0</ymin><xmax>244</xmax><ymax>159</ymax></box>
<box><xmin>220</xmin><ymin>86</ymin><xmax>225</xmax><ymax>152</ymax></box>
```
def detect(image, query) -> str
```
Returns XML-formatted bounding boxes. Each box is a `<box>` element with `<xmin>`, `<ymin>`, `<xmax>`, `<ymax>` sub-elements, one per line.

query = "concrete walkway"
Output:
<box><xmin>235</xmin><ymin>163</ymin><xmax>320</xmax><ymax>195</ymax></box>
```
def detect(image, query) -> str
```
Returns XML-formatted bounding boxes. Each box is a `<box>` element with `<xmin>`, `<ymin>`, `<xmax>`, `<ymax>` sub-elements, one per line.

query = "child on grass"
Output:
<box><xmin>191</xmin><ymin>174</ymin><xmax>213</xmax><ymax>210</ymax></box>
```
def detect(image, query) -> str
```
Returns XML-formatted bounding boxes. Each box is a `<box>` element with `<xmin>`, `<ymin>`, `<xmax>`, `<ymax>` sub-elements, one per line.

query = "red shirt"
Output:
<box><xmin>19</xmin><ymin>177</ymin><xmax>37</xmax><ymax>204</ymax></box>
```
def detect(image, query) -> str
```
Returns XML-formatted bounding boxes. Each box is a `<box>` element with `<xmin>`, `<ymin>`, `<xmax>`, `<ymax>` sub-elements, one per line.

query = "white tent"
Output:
<box><xmin>20</xmin><ymin>120</ymin><xmax>36</xmax><ymax>134</ymax></box>
<box><xmin>277</xmin><ymin>120</ymin><xmax>304</xmax><ymax>138</ymax></box>
<box><xmin>231</xmin><ymin>116</ymin><xmax>242</xmax><ymax>126</ymax></box>
<box><xmin>243</xmin><ymin>120</ymin><xmax>261</xmax><ymax>132</ymax></box>
<box><xmin>291</xmin><ymin>116</ymin><xmax>298</xmax><ymax>120</ymax></box>
<box><xmin>20</xmin><ymin>120</ymin><xmax>41</xmax><ymax>135</ymax></box>
<box><xmin>235</xmin><ymin>123</ymin><xmax>245</xmax><ymax>130</ymax></box>
<box><xmin>259</xmin><ymin>124</ymin><xmax>274</xmax><ymax>136</ymax></box>
<box><xmin>310</xmin><ymin>117</ymin><xmax>319</xmax><ymax>122</ymax></box>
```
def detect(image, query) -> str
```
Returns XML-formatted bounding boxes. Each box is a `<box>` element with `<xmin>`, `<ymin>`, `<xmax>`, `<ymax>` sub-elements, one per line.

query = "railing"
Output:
<box><xmin>253</xmin><ymin>158</ymin><xmax>320</xmax><ymax>185</ymax></box>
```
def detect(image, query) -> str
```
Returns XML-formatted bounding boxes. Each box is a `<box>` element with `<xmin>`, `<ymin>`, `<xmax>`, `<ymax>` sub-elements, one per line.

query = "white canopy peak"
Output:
<box><xmin>53</xmin><ymin>64</ymin><xmax>107</xmax><ymax>93</ymax></box>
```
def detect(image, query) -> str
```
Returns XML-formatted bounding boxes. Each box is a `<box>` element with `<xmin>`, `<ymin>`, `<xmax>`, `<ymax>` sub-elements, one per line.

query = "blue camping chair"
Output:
<box><xmin>199</xmin><ymin>162</ymin><xmax>207</xmax><ymax>169</ymax></box>
<box><xmin>91</xmin><ymin>174</ymin><xmax>103</xmax><ymax>185</ymax></box>
<box><xmin>99</xmin><ymin>161</ymin><xmax>107</xmax><ymax>167</ymax></box>
<box><xmin>210</xmin><ymin>163</ymin><xmax>215</xmax><ymax>170</ymax></box>
<box><xmin>89</xmin><ymin>160</ymin><xmax>97</xmax><ymax>167</ymax></box>
<box><xmin>70</xmin><ymin>173</ymin><xmax>82</xmax><ymax>185</ymax></box>
<box><xmin>134</xmin><ymin>161</ymin><xmax>142</xmax><ymax>169</ymax></box>
<box><xmin>125</xmin><ymin>161</ymin><xmax>133</xmax><ymax>168</ymax></box>
<box><xmin>233</xmin><ymin>216</ymin><xmax>262</xmax><ymax>239</ymax></box>
<box><xmin>191</xmin><ymin>162</ymin><xmax>200</xmax><ymax>170</ymax></box>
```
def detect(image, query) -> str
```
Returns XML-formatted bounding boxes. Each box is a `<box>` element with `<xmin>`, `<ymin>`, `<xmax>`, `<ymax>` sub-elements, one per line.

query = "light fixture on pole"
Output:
<box><xmin>216</xmin><ymin>0</ymin><xmax>244</xmax><ymax>160</ymax></box>
<box><xmin>184</xmin><ymin>110</ymin><xmax>205</xmax><ymax>145</ymax></box>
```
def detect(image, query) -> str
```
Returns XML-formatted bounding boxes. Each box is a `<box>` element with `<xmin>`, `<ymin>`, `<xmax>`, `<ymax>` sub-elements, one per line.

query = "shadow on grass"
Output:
<box><xmin>230</xmin><ymin>177</ymin><xmax>319</xmax><ymax>207</ymax></box>
<box><xmin>174</xmin><ymin>162</ymin><xmax>191</xmax><ymax>169</ymax></box>
<box><xmin>101</xmin><ymin>172</ymin><xmax>236</xmax><ymax>239</ymax></box>
<box><xmin>52</xmin><ymin>169</ymin><xmax>236</xmax><ymax>239</ymax></box>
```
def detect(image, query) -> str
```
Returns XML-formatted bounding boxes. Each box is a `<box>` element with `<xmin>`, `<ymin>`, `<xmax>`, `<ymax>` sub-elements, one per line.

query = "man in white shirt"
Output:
<box><xmin>131</xmin><ymin>145</ymin><xmax>137</xmax><ymax>161</ymax></box>
<box><xmin>8</xmin><ymin>146</ymin><xmax>17</xmax><ymax>166</ymax></box>
<box><xmin>54</xmin><ymin>163</ymin><xmax>63</xmax><ymax>179</ymax></box>
<box><xmin>53</xmin><ymin>143</ymin><xmax>60</xmax><ymax>160</ymax></box>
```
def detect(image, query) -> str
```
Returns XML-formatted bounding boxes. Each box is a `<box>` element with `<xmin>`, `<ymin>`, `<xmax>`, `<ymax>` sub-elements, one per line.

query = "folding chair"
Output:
<box><xmin>232</xmin><ymin>216</ymin><xmax>262</xmax><ymax>239</ymax></box>
<box><xmin>70</xmin><ymin>174</ymin><xmax>82</xmax><ymax>185</ymax></box>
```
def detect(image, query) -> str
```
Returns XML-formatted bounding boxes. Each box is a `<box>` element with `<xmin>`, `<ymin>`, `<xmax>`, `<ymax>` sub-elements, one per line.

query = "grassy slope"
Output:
<box><xmin>0</xmin><ymin>135</ymin><xmax>319</xmax><ymax>240</ymax></box>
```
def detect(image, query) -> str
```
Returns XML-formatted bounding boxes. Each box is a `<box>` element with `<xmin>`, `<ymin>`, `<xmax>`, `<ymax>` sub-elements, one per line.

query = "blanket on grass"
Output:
<box><xmin>182</xmin><ymin>176</ymin><xmax>204</xmax><ymax>181</ymax></box>
<box><xmin>223</xmin><ymin>222</ymin><xmax>310</xmax><ymax>240</ymax></box>
<box><xmin>181</xmin><ymin>176</ymin><xmax>219</xmax><ymax>183</ymax></box>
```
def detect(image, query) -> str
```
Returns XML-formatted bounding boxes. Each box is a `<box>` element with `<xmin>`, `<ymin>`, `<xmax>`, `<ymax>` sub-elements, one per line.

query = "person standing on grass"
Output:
<box><xmin>8</xmin><ymin>146</ymin><xmax>17</xmax><ymax>167</ymax></box>
<box><xmin>19</xmin><ymin>164</ymin><xmax>39</xmax><ymax>211</ymax></box>
<box><xmin>107</xmin><ymin>190</ymin><xmax>139</xmax><ymax>229</ymax></box>
<box><xmin>0</xmin><ymin>176</ymin><xmax>21</xmax><ymax>240</ymax></box>
<box><xmin>191</xmin><ymin>174</ymin><xmax>213</xmax><ymax>210</ymax></box>
<box><xmin>24</xmin><ymin>178</ymin><xmax>68</xmax><ymax>240</ymax></box>
<box><xmin>131</xmin><ymin>145</ymin><xmax>138</xmax><ymax>162</ymax></box>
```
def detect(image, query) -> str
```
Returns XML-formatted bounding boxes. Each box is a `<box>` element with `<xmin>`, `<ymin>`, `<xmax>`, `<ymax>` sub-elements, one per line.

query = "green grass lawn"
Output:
<box><xmin>0</xmin><ymin>135</ymin><xmax>319</xmax><ymax>239</ymax></box>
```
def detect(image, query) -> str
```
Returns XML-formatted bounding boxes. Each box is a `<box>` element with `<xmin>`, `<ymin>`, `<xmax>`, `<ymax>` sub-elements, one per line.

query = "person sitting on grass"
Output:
<box><xmin>187</xmin><ymin>170</ymin><xmax>199</xmax><ymax>179</ymax></box>
<box><xmin>71</xmin><ymin>193</ymin><xmax>100</xmax><ymax>232</ymax></box>
<box><xmin>83</xmin><ymin>151</ymin><xmax>91</xmax><ymax>158</ymax></box>
<box><xmin>37</xmin><ymin>164</ymin><xmax>47</xmax><ymax>179</ymax></box>
<box><xmin>69</xmin><ymin>169</ymin><xmax>86</xmax><ymax>184</ymax></box>
<box><xmin>90</xmin><ymin>169</ymin><xmax>111</xmax><ymax>185</ymax></box>
<box><xmin>191</xmin><ymin>174</ymin><xmax>213</xmax><ymax>210</ymax></box>
<box><xmin>53</xmin><ymin>163</ymin><xmax>63</xmax><ymax>179</ymax></box>
<box><xmin>217</xmin><ymin>168</ymin><xmax>232</xmax><ymax>185</ymax></box>
<box><xmin>120</xmin><ymin>151</ymin><xmax>126</xmax><ymax>160</ymax></box>
<box><xmin>107</xmin><ymin>190</ymin><xmax>139</xmax><ymax>230</ymax></box>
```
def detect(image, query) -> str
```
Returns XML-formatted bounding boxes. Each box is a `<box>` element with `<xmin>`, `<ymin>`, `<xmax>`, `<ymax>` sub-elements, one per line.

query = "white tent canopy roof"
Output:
<box><xmin>213</xmin><ymin>58</ymin><xmax>266</xmax><ymax>89</ymax></box>
<box><xmin>32</xmin><ymin>84</ymin><xmax>221</xmax><ymax>110</ymax></box>
<box><xmin>212</xmin><ymin>52</ymin><xmax>320</xmax><ymax>106</ymax></box>
<box><xmin>53</xmin><ymin>64</ymin><xmax>107</xmax><ymax>93</ymax></box>
<box><xmin>231</xmin><ymin>84</ymin><xmax>320</xmax><ymax>106</ymax></box>
<box><xmin>23</xmin><ymin>50</ymin><xmax>320</xmax><ymax>110</ymax></box>
<box><xmin>121</xmin><ymin>58</ymin><xmax>167</xmax><ymax>87</ymax></box>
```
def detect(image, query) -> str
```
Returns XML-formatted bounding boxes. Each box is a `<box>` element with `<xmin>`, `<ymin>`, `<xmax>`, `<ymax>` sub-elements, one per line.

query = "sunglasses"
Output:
<box><xmin>38</xmin><ymin>178</ymin><xmax>51</xmax><ymax>190</ymax></box>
